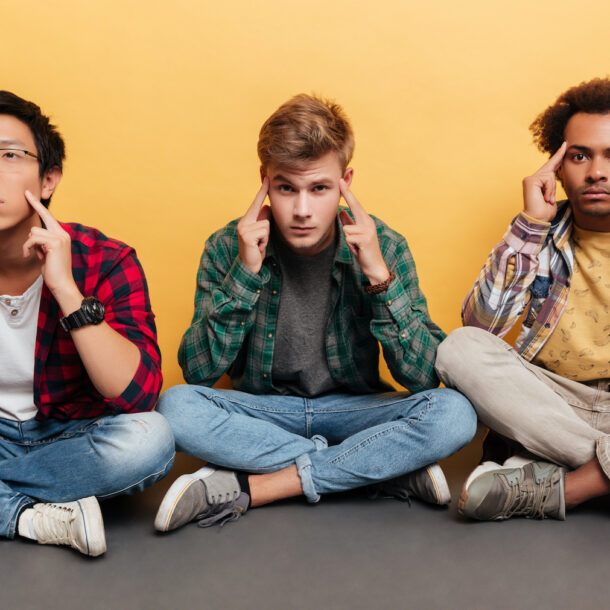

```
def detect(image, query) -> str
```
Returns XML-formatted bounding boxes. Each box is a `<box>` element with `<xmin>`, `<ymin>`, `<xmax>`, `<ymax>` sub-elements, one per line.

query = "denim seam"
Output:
<box><xmin>208</xmin><ymin>394</ymin><xmax>300</xmax><ymax>415</ymax></box>
<box><xmin>327</xmin><ymin>395</ymin><xmax>434</xmax><ymax>465</ymax></box>
<box><xmin>295</xmin><ymin>452</ymin><xmax>320</xmax><ymax>503</ymax></box>
<box><xmin>8</xmin><ymin>496</ymin><xmax>36</xmax><ymax>540</ymax></box>
<box><xmin>95</xmin><ymin>454</ymin><xmax>175</xmax><ymax>499</ymax></box>
<box><xmin>307</xmin><ymin>399</ymin><xmax>419</xmax><ymax>414</ymax></box>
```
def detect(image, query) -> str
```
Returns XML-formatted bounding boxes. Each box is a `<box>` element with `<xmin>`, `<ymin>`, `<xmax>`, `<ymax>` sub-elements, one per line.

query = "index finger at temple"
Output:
<box><xmin>243</xmin><ymin>177</ymin><xmax>269</xmax><ymax>223</ymax></box>
<box><xmin>541</xmin><ymin>141</ymin><xmax>567</xmax><ymax>173</ymax></box>
<box><xmin>339</xmin><ymin>179</ymin><xmax>368</xmax><ymax>223</ymax></box>
<box><xmin>25</xmin><ymin>190</ymin><xmax>61</xmax><ymax>230</ymax></box>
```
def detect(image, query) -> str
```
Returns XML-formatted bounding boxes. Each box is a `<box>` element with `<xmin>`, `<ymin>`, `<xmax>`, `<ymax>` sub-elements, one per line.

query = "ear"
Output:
<box><xmin>260</xmin><ymin>166</ymin><xmax>267</xmax><ymax>183</ymax></box>
<box><xmin>40</xmin><ymin>166</ymin><xmax>62</xmax><ymax>200</ymax></box>
<box><xmin>342</xmin><ymin>167</ymin><xmax>354</xmax><ymax>188</ymax></box>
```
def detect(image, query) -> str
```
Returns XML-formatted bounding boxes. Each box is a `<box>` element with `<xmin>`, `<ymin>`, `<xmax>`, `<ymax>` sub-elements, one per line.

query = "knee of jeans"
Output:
<box><xmin>123</xmin><ymin>411</ymin><xmax>175</xmax><ymax>474</ymax></box>
<box><xmin>430</xmin><ymin>388</ymin><xmax>478</xmax><ymax>453</ymax></box>
<box><xmin>435</xmin><ymin>326</ymin><xmax>490</xmax><ymax>385</ymax></box>
<box><xmin>103</xmin><ymin>411</ymin><xmax>175</xmax><ymax>480</ymax></box>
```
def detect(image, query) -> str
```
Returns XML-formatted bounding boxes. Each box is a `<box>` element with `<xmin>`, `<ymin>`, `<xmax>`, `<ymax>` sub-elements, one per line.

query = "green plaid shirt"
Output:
<box><xmin>179</xmin><ymin>210</ymin><xmax>445</xmax><ymax>395</ymax></box>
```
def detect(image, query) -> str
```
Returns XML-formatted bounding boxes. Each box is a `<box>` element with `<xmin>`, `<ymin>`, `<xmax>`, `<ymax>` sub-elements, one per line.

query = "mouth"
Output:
<box><xmin>581</xmin><ymin>188</ymin><xmax>610</xmax><ymax>200</ymax></box>
<box><xmin>290</xmin><ymin>226</ymin><xmax>315</xmax><ymax>235</ymax></box>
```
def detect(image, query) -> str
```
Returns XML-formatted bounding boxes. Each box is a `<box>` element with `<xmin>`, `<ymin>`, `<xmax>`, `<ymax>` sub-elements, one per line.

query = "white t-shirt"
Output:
<box><xmin>0</xmin><ymin>275</ymin><xmax>43</xmax><ymax>421</ymax></box>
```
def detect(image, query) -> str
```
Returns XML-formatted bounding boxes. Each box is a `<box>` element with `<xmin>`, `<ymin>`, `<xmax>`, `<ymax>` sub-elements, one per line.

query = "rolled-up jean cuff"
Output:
<box><xmin>295</xmin><ymin>434</ymin><xmax>328</xmax><ymax>503</ymax></box>
<box><xmin>596</xmin><ymin>435</ymin><xmax>610</xmax><ymax>480</ymax></box>
<box><xmin>7</xmin><ymin>496</ymin><xmax>35</xmax><ymax>540</ymax></box>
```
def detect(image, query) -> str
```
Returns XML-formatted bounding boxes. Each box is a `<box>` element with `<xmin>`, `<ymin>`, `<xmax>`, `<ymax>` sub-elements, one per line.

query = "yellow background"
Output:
<box><xmin>3</xmin><ymin>1</ymin><xmax>609</xmax><ymax>390</ymax></box>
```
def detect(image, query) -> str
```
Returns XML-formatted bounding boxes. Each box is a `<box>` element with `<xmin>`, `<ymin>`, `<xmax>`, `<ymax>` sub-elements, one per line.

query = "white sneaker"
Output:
<box><xmin>30</xmin><ymin>496</ymin><xmax>106</xmax><ymax>557</ymax></box>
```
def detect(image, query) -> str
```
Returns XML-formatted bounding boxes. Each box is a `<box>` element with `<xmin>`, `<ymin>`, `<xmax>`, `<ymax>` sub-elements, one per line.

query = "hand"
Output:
<box><xmin>22</xmin><ymin>190</ymin><xmax>78</xmax><ymax>299</ymax></box>
<box><xmin>522</xmin><ymin>142</ymin><xmax>567</xmax><ymax>222</ymax></box>
<box><xmin>339</xmin><ymin>179</ymin><xmax>390</xmax><ymax>285</ymax></box>
<box><xmin>237</xmin><ymin>178</ymin><xmax>270</xmax><ymax>274</ymax></box>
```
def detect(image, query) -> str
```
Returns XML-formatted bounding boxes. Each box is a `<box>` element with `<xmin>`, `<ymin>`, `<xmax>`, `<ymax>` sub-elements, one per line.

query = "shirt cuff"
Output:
<box><xmin>504</xmin><ymin>212</ymin><xmax>551</xmax><ymax>255</ymax></box>
<box><xmin>369</xmin><ymin>274</ymin><xmax>411</xmax><ymax>321</ymax></box>
<box><xmin>221</xmin><ymin>257</ymin><xmax>270</xmax><ymax>305</ymax></box>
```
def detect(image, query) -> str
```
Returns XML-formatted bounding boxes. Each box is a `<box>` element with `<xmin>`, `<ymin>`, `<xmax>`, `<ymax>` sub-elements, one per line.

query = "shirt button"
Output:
<box><xmin>240</xmin><ymin>321</ymin><xmax>245</xmax><ymax>326</ymax></box>
<box><xmin>400</xmin><ymin>331</ymin><xmax>406</xmax><ymax>338</ymax></box>
<box><xmin>263</xmin><ymin>373</ymin><xmax>268</xmax><ymax>378</ymax></box>
<box><xmin>272</xmin><ymin>290</ymin><xmax>278</xmax><ymax>295</ymax></box>
<box><xmin>255</xmin><ymin>289</ymin><xmax>261</xmax><ymax>294</ymax></box>
<box><xmin>544</xmin><ymin>323</ymin><xmax>551</xmax><ymax>328</ymax></box>
<box><xmin>520</xmin><ymin>232</ymin><xmax>527</xmax><ymax>239</ymax></box>
<box><xmin>4</xmin><ymin>299</ymin><xmax>11</xmax><ymax>305</ymax></box>
<box><xmin>267</xmin><ymin>333</ymin><xmax>273</xmax><ymax>338</ymax></box>
<box><xmin>387</xmin><ymin>299</ymin><xmax>393</xmax><ymax>306</ymax></box>
<box><xmin>10</xmin><ymin>309</ymin><xmax>18</xmax><ymax>317</ymax></box>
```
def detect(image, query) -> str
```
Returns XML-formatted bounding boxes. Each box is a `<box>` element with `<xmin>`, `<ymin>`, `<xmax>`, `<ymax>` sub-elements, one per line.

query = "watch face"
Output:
<box><xmin>83</xmin><ymin>297</ymin><xmax>105</xmax><ymax>323</ymax></box>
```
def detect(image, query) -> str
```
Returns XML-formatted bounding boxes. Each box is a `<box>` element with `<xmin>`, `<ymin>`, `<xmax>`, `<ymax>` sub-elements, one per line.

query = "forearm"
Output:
<box><xmin>462</xmin><ymin>213</ymin><xmax>550</xmax><ymax>333</ymax></box>
<box><xmin>370</xmin><ymin>278</ymin><xmax>445</xmax><ymax>393</ymax></box>
<box><xmin>180</xmin><ymin>255</ymin><xmax>266</xmax><ymax>385</ymax></box>
<box><xmin>55</xmin><ymin>283</ymin><xmax>141</xmax><ymax>399</ymax></box>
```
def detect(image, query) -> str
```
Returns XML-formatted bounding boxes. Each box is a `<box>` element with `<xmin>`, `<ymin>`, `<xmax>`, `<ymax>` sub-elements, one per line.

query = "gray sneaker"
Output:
<box><xmin>459</xmin><ymin>461</ymin><xmax>566</xmax><ymax>521</ymax></box>
<box><xmin>31</xmin><ymin>496</ymin><xmax>106</xmax><ymax>557</ymax></box>
<box><xmin>154</xmin><ymin>466</ymin><xmax>249</xmax><ymax>532</ymax></box>
<box><xmin>368</xmin><ymin>463</ymin><xmax>451</xmax><ymax>506</ymax></box>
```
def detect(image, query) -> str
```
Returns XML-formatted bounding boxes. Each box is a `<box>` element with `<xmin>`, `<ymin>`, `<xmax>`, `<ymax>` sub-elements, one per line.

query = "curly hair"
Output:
<box><xmin>530</xmin><ymin>77</ymin><xmax>610</xmax><ymax>155</ymax></box>
<box><xmin>258</xmin><ymin>94</ymin><xmax>354</xmax><ymax>171</ymax></box>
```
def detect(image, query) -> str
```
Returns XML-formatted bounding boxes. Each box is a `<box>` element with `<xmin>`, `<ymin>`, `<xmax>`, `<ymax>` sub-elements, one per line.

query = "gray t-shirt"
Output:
<box><xmin>271</xmin><ymin>237</ymin><xmax>343</xmax><ymax>397</ymax></box>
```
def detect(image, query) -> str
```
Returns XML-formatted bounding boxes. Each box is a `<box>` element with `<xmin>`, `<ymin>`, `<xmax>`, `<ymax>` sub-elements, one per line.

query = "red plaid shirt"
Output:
<box><xmin>34</xmin><ymin>222</ymin><xmax>162</xmax><ymax>420</ymax></box>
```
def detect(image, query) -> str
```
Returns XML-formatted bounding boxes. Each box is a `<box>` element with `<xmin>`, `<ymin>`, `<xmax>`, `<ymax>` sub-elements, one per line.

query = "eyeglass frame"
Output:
<box><xmin>0</xmin><ymin>147</ymin><xmax>39</xmax><ymax>160</ymax></box>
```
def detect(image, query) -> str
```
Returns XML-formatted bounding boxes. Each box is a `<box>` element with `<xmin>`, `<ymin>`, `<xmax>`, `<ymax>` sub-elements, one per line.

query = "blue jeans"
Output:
<box><xmin>157</xmin><ymin>386</ymin><xmax>476</xmax><ymax>502</ymax></box>
<box><xmin>0</xmin><ymin>411</ymin><xmax>175</xmax><ymax>539</ymax></box>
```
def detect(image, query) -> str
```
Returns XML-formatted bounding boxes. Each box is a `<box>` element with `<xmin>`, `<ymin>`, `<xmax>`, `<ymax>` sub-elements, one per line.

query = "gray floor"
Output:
<box><xmin>1</xmin><ymin>430</ymin><xmax>608</xmax><ymax>610</ymax></box>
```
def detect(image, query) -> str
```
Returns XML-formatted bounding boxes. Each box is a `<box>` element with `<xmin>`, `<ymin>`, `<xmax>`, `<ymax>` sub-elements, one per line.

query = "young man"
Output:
<box><xmin>155</xmin><ymin>94</ymin><xmax>476</xmax><ymax>531</ymax></box>
<box><xmin>0</xmin><ymin>91</ymin><xmax>174</xmax><ymax>556</ymax></box>
<box><xmin>436</xmin><ymin>78</ymin><xmax>610</xmax><ymax>521</ymax></box>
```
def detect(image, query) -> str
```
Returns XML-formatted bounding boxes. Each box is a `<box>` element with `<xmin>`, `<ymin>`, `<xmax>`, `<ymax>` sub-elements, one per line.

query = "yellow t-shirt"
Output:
<box><xmin>533</xmin><ymin>224</ymin><xmax>610</xmax><ymax>381</ymax></box>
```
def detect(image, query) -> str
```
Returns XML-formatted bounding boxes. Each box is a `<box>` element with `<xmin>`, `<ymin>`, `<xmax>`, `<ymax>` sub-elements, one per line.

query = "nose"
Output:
<box><xmin>586</xmin><ymin>156</ymin><xmax>608</xmax><ymax>182</ymax></box>
<box><xmin>293</xmin><ymin>191</ymin><xmax>312</xmax><ymax>218</ymax></box>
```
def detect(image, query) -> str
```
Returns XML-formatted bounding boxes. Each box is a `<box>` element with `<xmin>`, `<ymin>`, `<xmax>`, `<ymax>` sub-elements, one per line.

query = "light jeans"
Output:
<box><xmin>0</xmin><ymin>411</ymin><xmax>175</xmax><ymax>539</ymax></box>
<box><xmin>435</xmin><ymin>326</ymin><xmax>610</xmax><ymax>479</ymax></box>
<box><xmin>157</xmin><ymin>385</ymin><xmax>476</xmax><ymax>502</ymax></box>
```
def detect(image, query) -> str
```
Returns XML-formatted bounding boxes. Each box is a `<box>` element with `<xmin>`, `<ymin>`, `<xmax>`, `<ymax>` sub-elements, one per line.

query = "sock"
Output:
<box><xmin>235</xmin><ymin>472</ymin><xmax>251</xmax><ymax>509</ymax></box>
<box><xmin>17</xmin><ymin>507</ymin><xmax>37</xmax><ymax>540</ymax></box>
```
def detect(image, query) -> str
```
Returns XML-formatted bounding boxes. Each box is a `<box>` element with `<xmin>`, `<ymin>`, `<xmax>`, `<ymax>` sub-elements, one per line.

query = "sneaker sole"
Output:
<box><xmin>427</xmin><ymin>463</ymin><xmax>451</xmax><ymax>505</ymax></box>
<box><xmin>78</xmin><ymin>497</ymin><xmax>106</xmax><ymax>557</ymax></box>
<box><xmin>154</xmin><ymin>466</ymin><xmax>215</xmax><ymax>532</ymax></box>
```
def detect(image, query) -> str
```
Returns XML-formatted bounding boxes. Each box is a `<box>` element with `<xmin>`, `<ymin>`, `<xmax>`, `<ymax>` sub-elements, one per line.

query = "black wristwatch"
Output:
<box><xmin>60</xmin><ymin>297</ymin><xmax>105</xmax><ymax>331</ymax></box>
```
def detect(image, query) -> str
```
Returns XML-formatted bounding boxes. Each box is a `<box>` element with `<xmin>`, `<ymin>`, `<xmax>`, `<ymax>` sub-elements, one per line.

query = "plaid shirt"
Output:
<box><xmin>179</xmin><ymin>211</ymin><xmax>445</xmax><ymax>395</ymax></box>
<box><xmin>34</xmin><ymin>222</ymin><xmax>162</xmax><ymax>420</ymax></box>
<box><xmin>462</xmin><ymin>202</ymin><xmax>574</xmax><ymax>360</ymax></box>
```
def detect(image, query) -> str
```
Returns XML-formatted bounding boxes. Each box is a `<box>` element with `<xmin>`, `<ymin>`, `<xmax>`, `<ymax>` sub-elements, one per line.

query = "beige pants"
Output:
<box><xmin>435</xmin><ymin>326</ymin><xmax>610</xmax><ymax>480</ymax></box>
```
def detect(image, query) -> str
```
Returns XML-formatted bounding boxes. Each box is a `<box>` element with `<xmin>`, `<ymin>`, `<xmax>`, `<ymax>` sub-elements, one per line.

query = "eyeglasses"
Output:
<box><xmin>0</xmin><ymin>148</ymin><xmax>39</xmax><ymax>173</ymax></box>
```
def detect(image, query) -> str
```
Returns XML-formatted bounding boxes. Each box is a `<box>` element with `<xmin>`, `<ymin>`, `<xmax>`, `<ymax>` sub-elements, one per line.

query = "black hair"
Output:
<box><xmin>0</xmin><ymin>91</ymin><xmax>65</xmax><ymax>206</ymax></box>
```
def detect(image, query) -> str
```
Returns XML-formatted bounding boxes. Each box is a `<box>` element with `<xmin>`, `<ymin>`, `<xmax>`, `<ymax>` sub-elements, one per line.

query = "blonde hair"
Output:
<box><xmin>258</xmin><ymin>94</ymin><xmax>354</xmax><ymax>171</ymax></box>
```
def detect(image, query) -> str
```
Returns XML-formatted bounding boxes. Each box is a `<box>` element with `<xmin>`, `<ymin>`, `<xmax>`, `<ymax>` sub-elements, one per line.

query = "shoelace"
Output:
<box><xmin>504</xmin><ymin>476</ymin><xmax>553</xmax><ymax>519</ymax></box>
<box><xmin>33</xmin><ymin>503</ymin><xmax>76</xmax><ymax>544</ymax></box>
<box><xmin>196</xmin><ymin>492</ymin><xmax>244</xmax><ymax>529</ymax></box>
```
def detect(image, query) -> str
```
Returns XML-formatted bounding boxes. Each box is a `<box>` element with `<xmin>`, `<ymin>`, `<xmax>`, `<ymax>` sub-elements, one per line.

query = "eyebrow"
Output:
<box><xmin>567</xmin><ymin>144</ymin><xmax>610</xmax><ymax>153</ymax></box>
<box><xmin>271</xmin><ymin>174</ymin><xmax>334</xmax><ymax>186</ymax></box>
<box><xmin>0</xmin><ymin>138</ymin><xmax>26</xmax><ymax>147</ymax></box>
